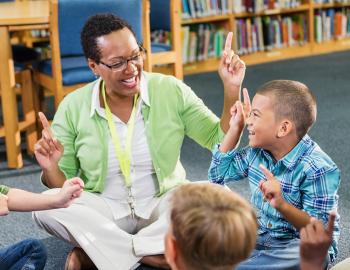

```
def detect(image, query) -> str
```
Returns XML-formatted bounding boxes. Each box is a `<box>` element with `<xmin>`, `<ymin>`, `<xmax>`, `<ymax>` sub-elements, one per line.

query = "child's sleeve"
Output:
<box><xmin>300</xmin><ymin>164</ymin><xmax>340</xmax><ymax>260</ymax></box>
<box><xmin>0</xmin><ymin>185</ymin><xmax>9</xmax><ymax>195</ymax></box>
<box><xmin>208</xmin><ymin>145</ymin><xmax>251</xmax><ymax>185</ymax></box>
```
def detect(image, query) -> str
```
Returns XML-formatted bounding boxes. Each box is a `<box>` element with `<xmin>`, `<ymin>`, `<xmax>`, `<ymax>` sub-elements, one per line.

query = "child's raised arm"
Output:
<box><xmin>6</xmin><ymin>177</ymin><xmax>84</xmax><ymax>212</ymax></box>
<box><xmin>220</xmin><ymin>88</ymin><xmax>250</xmax><ymax>153</ymax></box>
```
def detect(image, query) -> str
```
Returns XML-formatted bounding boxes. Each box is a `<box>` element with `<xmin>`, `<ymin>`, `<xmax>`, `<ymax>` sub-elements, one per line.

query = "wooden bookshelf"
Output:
<box><xmin>180</xmin><ymin>0</ymin><xmax>350</xmax><ymax>75</ymax></box>
<box><xmin>182</xmin><ymin>14</ymin><xmax>231</xmax><ymax>24</ymax></box>
<box><xmin>234</xmin><ymin>4</ymin><xmax>310</xmax><ymax>18</ymax></box>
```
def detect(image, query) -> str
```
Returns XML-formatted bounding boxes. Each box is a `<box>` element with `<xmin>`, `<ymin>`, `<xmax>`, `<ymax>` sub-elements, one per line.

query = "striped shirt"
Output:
<box><xmin>208</xmin><ymin>135</ymin><xmax>340</xmax><ymax>260</ymax></box>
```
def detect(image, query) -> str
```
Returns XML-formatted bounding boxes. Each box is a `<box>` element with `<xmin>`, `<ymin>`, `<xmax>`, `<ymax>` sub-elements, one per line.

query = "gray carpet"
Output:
<box><xmin>0</xmin><ymin>50</ymin><xmax>349</xmax><ymax>269</ymax></box>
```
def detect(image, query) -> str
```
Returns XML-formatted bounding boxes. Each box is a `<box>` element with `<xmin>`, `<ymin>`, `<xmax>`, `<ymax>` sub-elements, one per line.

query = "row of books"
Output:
<box><xmin>182</xmin><ymin>0</ymin><xmax>231</xmax><ymax>18</ymax></box>
<box><xmin>314</xmin><ymin>8</ymin><xmax>350</xmax><ymax>42</ymax></box>
<box><xmin>232</xmin><ymin>0</ymin><xmax>301</xmax><ymax>13</ymax></box>
<box><xmin>182</xmin><ymin>0</ymin><xmax>303</xmax><ymax>18</ymax></box>
<box><xmin>182</xmin><ymin>0</ymin><xmax>350</xmax><ymax>18</ymax></box>
<box><xmin>235</xmin><ymin>15</ymin><xmax>307</xmax><ymax>54</ymax></box>
<box><xmin>314</xmin><ymin>0</ymin><xmax>350</xmax><ymax>4</ymax></box>
<box><xmin>181</xmin><ymin>15</ymin><xmax>308</xmax><ymax>62</ymax></box>
<box><xmin>181</xmin><ymin>24</ymin><xmax>227</xmax><ymax>63</ymax></box>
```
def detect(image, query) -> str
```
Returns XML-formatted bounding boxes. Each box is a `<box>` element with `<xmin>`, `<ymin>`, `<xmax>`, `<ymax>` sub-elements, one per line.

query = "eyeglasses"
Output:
<box><xmin>99</xmin><ymin>46</ymin><xmax>145</xmax><ymax>72</ymax></box>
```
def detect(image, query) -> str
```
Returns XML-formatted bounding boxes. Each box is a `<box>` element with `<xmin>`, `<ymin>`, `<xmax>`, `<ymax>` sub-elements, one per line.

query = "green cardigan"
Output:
<box><xmin>52</xmin><ymin>72</ymin><xmax>224</xmax><ymax>196</ymax></box>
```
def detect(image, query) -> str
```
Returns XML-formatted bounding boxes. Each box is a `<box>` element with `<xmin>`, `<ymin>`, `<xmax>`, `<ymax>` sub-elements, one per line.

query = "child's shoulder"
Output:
<box><xmin>298</xmin><ymin>136</ymin><xmax>338</xmax><ymax>175</ymax></box>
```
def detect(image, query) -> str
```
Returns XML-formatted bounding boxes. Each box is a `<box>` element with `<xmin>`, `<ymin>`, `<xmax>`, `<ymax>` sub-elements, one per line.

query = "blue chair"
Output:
<box><xmin>150</xmin><ymin>0</ymin><xmax>183</xmax><ymax>79</ymax></box>
<box><xmin>34</xmin><ymin>0</ymin><xmax>151</xmax><ymax>109</ymax></box>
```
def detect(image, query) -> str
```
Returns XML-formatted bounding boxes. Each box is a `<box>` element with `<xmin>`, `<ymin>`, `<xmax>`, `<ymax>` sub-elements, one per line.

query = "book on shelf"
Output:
<box><xmin>181</xmin><ymin>0</ymin><xmax>231</xmax><ymax>18</ymax></box>
<box><xmin>181</xmin><ymin>24</ymin><xmax>227</xmax><ymax>63</ymax></box>
<box><xmin>234</xmin><ymin>14</ymin><xmax>308</xmax><ymax>54</ymax></box>
<box><xmin>314</xmin><ymin>8</ymin><xmax>350</xmax><ymax>42</ymax></box>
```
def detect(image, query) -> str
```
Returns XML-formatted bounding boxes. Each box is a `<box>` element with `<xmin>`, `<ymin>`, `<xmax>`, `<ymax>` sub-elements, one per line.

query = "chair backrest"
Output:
<box><xmin>150</xmin><ymin>0</ymin><xmax>170</xmax><ymax>31</ymax></box>
<box><xmin>57</xmin><ymin>0</ymin><xmax>144</xmax><ymax>57</ymax></box>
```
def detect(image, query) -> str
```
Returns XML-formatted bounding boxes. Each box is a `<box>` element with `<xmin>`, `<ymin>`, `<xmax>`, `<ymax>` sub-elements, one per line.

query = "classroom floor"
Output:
<box><xmin>0</xmin><ymin>50</ymin><xmax>349</xmax><ymax>269</ymax></box>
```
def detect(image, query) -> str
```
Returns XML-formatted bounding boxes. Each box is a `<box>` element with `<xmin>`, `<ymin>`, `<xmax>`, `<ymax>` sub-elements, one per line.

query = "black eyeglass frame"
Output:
<box><xmin>99</xmin><ymin>46</ymin><xmax>146</xmax><ymax>72</ymax></box>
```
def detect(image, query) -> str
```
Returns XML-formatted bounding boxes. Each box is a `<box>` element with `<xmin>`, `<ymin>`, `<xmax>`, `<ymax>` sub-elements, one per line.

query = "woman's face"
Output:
<box><xmin>92</xmin><ymin>27</ymin><xmax>143</xmax><ymax>98</ymax></box>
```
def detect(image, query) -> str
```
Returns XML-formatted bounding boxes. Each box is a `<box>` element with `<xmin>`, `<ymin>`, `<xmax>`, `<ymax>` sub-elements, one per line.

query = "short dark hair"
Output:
<box><xmin>80</xmin><ymin>13</ymin><xmax>137</xmax><ymax>63</ymax></box>
<box><xmin>257</xmin><ymin>80</ymin><xmax>317</xmax><ymax>139</ymax></box>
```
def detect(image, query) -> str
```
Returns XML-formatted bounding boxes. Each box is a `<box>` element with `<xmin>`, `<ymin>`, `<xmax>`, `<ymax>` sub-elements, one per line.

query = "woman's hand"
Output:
<box><xmin>218</xmin><ymin>32</ymin><xmax>246</xmax><ymax>91</ymax></box>
<box><xmin>34</xmin><ymin>112</ymin><xmax>64</xmax><ymax>170</ymax></box>
<box><xmin>54</xmin><ymin>177</ymin><xmax>85</xmax><ymax>208</ymax></box>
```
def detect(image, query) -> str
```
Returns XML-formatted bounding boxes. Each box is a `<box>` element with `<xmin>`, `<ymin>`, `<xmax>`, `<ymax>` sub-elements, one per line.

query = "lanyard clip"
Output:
<box><xmin>127</xmin><ymin>188</ymin><xmax>136</xmax><ymax>219</ymax></box>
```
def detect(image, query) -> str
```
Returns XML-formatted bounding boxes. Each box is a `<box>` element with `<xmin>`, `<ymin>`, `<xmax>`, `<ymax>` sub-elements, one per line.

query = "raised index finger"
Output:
<box><xmin>327</xmin><ymin>211</ymin><xmax>336</xmax><ymax>236</ymax></box>
<box><xmin>224</xmin><ymin>32</ymin><xmax>233</xmax><ymax>54</ymax></box>
<box><xmin>259</xmin><ymin>164</ymin><xmax>274</xmax><ymax>180</ymax></box>
<box><xmin>243</xmin><ymin>88</ymin><xmax>251</xmax><ymax>110</ymax></box>
<box><xmin>38</xmin><ymin>112</ymin><xmax>50</xmax><ymax>129</ymax></box>
<box><xmin>38</xmin><ymin>112</ymin><xmax>55</xmax><ymax>139</ymax></box>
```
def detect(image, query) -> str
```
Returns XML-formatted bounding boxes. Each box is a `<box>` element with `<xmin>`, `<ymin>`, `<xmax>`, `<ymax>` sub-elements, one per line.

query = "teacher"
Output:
<box><xmin>33</xmin><ymin>13</ymin><xmax>245</xmax><ymax>270</ymax></box>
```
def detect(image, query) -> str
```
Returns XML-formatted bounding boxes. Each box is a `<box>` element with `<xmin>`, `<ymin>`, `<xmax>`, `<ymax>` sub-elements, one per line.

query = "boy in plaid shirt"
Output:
<box><xmin>209</xmin><ymin>80</ymin><xmax>340</xmax><ymax>269</ymax></box>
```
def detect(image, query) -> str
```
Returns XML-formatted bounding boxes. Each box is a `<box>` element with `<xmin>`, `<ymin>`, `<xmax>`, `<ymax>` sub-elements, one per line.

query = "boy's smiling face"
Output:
<box><xmin>246</xmin><ymin>93</ymin><xmax>279</xmax><ymax>151</ymax></box>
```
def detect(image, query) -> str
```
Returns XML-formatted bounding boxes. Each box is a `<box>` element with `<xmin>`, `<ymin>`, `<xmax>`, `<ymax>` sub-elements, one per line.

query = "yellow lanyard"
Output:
<box><xmin>101</xmin><ymin>81</ymin><xmax>138</xmax><ymax>188</ymax></box>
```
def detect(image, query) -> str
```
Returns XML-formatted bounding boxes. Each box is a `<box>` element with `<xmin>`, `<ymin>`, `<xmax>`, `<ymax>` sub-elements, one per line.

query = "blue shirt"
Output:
<box><xmin>208</xmin><ymin>135</ymin><xmax>340</xmax><ymax>260</ymax></box>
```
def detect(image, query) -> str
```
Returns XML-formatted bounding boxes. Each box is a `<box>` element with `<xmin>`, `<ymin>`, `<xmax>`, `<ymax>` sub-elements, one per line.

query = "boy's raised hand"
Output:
<box><xmin>258</xmin><ymin>164</ymin><xmax>284</xmax><ymax>209</ymax></box>
<box><xmin>229</xmin><ymin>88</ymin><xmax>251</xmax><ymax>129</ymax></box>
<box><xmin>218</xmin><ymin>32</ymin><xmax>246</xmax><ymax>90</ymax></box>
<box><xmin>34</xmin><ymin>112</ymin><xmax>64</xmax><ymax>170</ymax></box>
<box><xmin>0</xmin><ymin>194</ymin><xmax>9</xmax><ymax>216</ymax></box>
<box><xmin>55</xmin><ymin>177</ymin><xmax>84</xmax><ymax>208</ymax></box>
<box><xmin>300</xmin><ymin>212</ymin><xmax>336</xmax><ymax>269</ymax></box>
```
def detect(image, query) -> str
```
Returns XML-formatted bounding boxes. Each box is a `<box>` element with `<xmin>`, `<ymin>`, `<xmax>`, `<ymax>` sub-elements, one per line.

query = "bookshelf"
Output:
<box><xmin>180</xmin><ymin>0</ymin><xmax>350</xmax><ymax>75</ymax></box>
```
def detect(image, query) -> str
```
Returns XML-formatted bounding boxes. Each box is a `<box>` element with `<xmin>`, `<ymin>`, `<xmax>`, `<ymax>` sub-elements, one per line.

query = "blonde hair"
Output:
<box><xmin>170</xmin><ymin>183</ymin><xmax>257</xmax><ymax>270</ymax></box>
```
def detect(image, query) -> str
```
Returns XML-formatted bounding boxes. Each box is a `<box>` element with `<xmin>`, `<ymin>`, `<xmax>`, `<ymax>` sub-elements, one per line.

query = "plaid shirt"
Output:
<box><xmin>208</xmin><ymin>135</ymin><xmax>340</xmax><ymax>260</ymax></box>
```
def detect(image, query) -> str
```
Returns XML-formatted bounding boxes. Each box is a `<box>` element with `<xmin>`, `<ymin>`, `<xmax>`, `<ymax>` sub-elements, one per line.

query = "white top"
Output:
<box><xmin>90</xmin><ymin>75</ymin><xmax>160</xmax><ymax>220</ymax></box>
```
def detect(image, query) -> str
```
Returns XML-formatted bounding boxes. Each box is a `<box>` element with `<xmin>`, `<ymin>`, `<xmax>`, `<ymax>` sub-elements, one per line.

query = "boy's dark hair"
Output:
<box><xmin>80</xmin><ymin>13</ymin><xmax>137</xmax><ymax>63</ymax></box>
<box><xmin>257</xmin><ymin>80</ymin><xmax>317</xmax><ymax>139</ymax></box>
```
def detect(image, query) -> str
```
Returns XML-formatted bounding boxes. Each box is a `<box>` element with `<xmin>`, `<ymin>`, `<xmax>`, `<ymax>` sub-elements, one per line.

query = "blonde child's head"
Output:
<box><xmin>165</xmin><ymin>183</ymin><xmax>257</xmax><ymax>270</ymax></box>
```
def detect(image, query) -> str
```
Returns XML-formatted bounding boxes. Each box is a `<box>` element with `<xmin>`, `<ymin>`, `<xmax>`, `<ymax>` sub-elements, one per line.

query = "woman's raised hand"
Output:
<box><xmin>34</xmin><ymin>112</ymin><xmax>64</xmax><ymax>170</ymax></box>
<box><xmin>218</xmin><ymin>32</ymin><xmax>246</xmax><ymax>90</ymax></box>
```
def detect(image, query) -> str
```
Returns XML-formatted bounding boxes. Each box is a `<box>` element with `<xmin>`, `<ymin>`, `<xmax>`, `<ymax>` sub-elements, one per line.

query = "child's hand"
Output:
<box><xmin>0</xmin><ymin>194</ymin><xmax>9</xmax><ymax>216</ymax></box>
<box><xmin>258</xmin><ymin>164</ymin><xmax>284</xmax><ymax>209</ymax></box>
<box><xmin>300</xmin><ymin>212</ymin><xmax>336</xmax><ymax>268</ymax></box>
<box><xmin>228</xmin><ymin>88</ymin><xmax>251</xmax><ymax>130</ymax></box>
<box><xmin>55</xmin><ymin>177</ymin><xmax>84</xmax><ymax>208</ymax></box>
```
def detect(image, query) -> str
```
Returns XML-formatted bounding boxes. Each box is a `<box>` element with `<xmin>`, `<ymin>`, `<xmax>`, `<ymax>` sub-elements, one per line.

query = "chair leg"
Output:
<box><xmin>20</xmin><ymin>69</ymin><xmax>37</xmax><ymax>155</ymax></box>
